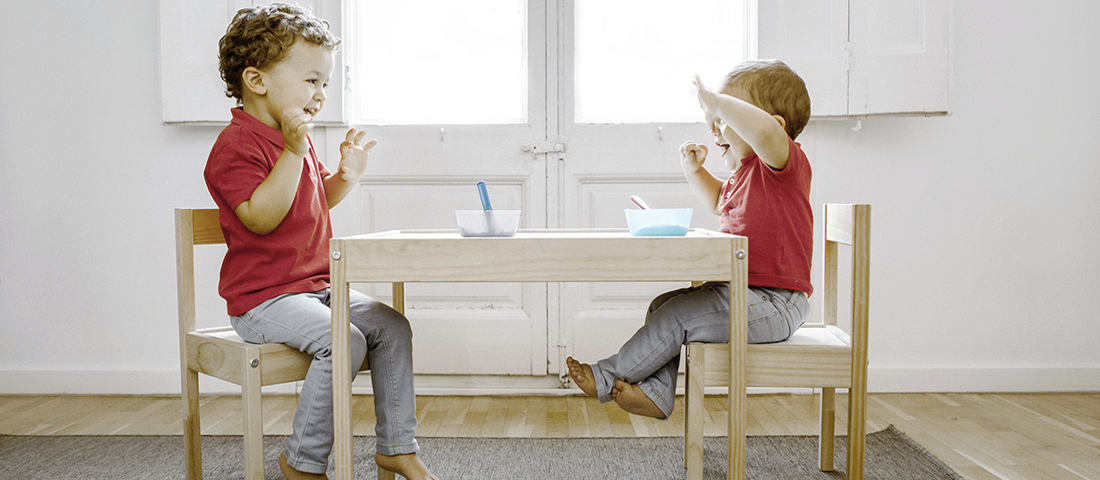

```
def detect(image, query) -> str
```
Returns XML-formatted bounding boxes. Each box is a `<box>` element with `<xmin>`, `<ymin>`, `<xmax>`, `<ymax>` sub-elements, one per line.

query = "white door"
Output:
<box><xmin>328</xmin><ymin>0</ymin><xmax>745</xmax><ymax>384</ymax></box>
<box><xmin>329</xmin><ymin>1</ymin><xmax>550</xmax><ymax>377</ymax></box>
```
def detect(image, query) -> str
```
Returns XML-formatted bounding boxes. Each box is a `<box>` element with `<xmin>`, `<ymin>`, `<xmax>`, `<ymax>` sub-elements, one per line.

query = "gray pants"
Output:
<box><xmin>231</xmin><ymin>289</ymin><xmax>418</xmax><ymax>474</ymax></box>
<box><xmin>591</xmin><ymin>282</ymin><xmax>810</xmax><ymax>419</ymax></box>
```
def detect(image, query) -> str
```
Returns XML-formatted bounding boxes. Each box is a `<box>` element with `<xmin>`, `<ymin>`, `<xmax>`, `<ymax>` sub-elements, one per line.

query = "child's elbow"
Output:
<box><xmin>244</xmin><ymin>220</ymin><xmax>277</xmax><ymax>235</ymax></box>
<box><xmin>235</xmin><ymin>204</ymin><xmax>280</xmax><ymax>235</ymax></box>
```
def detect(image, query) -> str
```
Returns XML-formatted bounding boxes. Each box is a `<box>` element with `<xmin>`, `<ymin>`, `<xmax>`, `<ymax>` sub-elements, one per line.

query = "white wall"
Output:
<box><xmin>1</xmin><ymin>0</ymin><xmax>1097</xmax><ymax>395</ymax></box>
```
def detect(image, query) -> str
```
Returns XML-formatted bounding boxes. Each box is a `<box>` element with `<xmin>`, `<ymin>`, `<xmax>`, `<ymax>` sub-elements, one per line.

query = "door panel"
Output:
<box><xmin>329</xmin><ymin>1</ymin><xmax>549</xmax><ymax>377</ymax></box>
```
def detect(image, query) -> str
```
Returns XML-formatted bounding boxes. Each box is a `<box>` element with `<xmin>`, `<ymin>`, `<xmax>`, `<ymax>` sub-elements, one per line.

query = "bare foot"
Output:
<box><xmin>611</xmin><ymin>379</ymin><xmax>666</xmax><ymax>419</ymax></box>
<box><xmin>279</xmin><ymin>452</ymin><xmax>328</xmax><ymax>480</ymax></box>
<box><xmin>566</xmin><ymin>356</ymin><xmax>597</xmax><ymax>397</ymax></box>
<box><xmin>374</xmin><ymin>452</ymin><xmax>438</xmax><ymax>480</ymax></box>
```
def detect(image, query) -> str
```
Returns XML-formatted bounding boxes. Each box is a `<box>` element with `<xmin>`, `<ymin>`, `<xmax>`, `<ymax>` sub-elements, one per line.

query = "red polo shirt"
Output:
<box><xmin>718</xmin><ymin>138</ymin><xmax>814</xmax><ymax>295</ymax></box>
<box><xmin>204</xmin><ymin>108</ymin><xmax>332</xmax><ymax>315</ymax></box>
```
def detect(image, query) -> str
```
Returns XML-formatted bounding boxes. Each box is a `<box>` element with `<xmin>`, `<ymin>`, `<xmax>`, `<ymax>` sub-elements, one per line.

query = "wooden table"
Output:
<box><xmin>329</xmin><ymin>229</ymin><xmax>749</xmax><ymax>480</ymax></box>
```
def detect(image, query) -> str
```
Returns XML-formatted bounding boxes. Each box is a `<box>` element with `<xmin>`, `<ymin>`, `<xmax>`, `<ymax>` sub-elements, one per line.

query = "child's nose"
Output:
<box><xmin>315</xmin><ymin>88</ymin><xmax>327</xmax><ymax>102</ymax></box>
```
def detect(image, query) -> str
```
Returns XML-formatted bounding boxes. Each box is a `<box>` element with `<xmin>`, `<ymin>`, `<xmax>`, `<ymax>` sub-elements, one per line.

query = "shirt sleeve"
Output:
<box><xmin>767</xmin><ymin>138</ymin><xmax>808</xmax><ymax>183</ymax></box>
<box><xmin>206</xmin><ymin>133</ymin><xmax>275</xmax><ymax>211</ymax></box>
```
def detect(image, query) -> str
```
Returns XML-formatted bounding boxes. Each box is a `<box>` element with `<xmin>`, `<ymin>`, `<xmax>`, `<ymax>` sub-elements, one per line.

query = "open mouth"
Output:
<box><xmin>716</xmin><ymin>141</ymin><xmax>730</xmax><ymax>155</ymax></box>
<box><xmin>303</xmin><ymin>107</ymin><xmax>318</xmax><ymax>117</ymax></box>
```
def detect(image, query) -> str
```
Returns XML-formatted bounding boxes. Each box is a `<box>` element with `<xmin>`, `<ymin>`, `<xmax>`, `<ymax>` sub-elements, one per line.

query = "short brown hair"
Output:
<box><xmin>721</xmin><ymin>59</ymin><xmax>811</xmax><ymax>140</ymax></box>
<box><xmin>218</xmin><ymin>3</ymin><xmax>340</xmax><ymax>102</ymax></box>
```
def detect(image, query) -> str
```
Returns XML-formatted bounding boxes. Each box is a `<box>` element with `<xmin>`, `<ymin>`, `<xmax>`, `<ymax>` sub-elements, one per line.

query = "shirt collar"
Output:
<box><xmin>231</xmin><ymin>107</ymin><xmax>285</xmax><ymax>150</ymax></box>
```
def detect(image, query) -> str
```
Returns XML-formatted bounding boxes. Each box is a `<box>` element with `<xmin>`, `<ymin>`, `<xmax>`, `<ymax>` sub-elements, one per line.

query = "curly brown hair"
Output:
<box><xmin>218</xmin><ymin>3</ymin><xmax>340</xmax><ymax>103</ymax></box>
<box><xmin>721</xmin><ymin>59</ymin><xmax>811</xmax><ymax>140</ymax></box>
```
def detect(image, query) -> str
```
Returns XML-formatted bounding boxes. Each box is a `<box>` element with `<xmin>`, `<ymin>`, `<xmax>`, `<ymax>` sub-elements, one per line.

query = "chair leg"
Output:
<box><xmin>847</xmin><ymin>384</ymin><xmax>867</xmax><ymax>480</ymax></box>
<box><xmin>685</xmin><ymin>343</ymin><xmax>704</xmax><ymax>480</ymax></box>
<box><xmin>241</xmin><ymin>350</ymin><xmax>264</xmax><ymax>480</ymax></box>
<box><xmin>683</xmin><ymin>346</ymin><xmax>688</xmax><ymax>468</ymax></box>
<box><xmin>818</xmin><ymin>387</ymin><xmax>836</xmax><ymax>472</ymax></box>
<box><xmin>182</xmin><ymin>367</ymin><xmax>203</xmax><ymax>480</ymax></box>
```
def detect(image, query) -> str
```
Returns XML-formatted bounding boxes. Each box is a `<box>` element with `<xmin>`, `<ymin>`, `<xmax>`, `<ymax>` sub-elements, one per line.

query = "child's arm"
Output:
<box><xmin>234</xmin><ymin>108</ymin><xmax>314</xmax><ymax>234</ymax></box>
<box><xmin>680</xmin><ymin>141</ymin><xmax>725</xmax><ymax>215</ymax></box>
<box><xmin>694</xmin><ymin>76</ymin><xmax>791</xmax><ymax>170</ymax></box>
<box><xmin>323</xmin><ymin>128</ymin><xmax>377</xmax><ymax>209</ymax></box>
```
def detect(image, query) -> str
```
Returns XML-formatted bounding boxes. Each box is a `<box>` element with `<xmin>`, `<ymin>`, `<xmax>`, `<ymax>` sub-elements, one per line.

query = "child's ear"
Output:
<box><xmin>242</xmin><ymin>66</ymin><xmax>267</xmax><ymax>96</ymax></box>
<box><xmin>772</xmin><ymin>114</ymin><xmax>787</xmax><ymax>130</ymax></box>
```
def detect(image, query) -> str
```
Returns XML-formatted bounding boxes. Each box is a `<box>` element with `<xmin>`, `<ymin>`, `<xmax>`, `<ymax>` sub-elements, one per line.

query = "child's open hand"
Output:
<box><xmin>680</xmin><ymin>141</ymin><xmax>708</xmax><ymax>173</ymax></box>
<box><xmin>280</xmin><ymin>107</ymin><xmax>314</xmax><ymax>157</ymax></box>
<box><xmin>337</xmin><ymin>128</ymin><xmax>376</xmax><ymax>182</ymax></box>
<box><xmin>693</xmin><ymin>75</ymin><xmax>720</xmax><ymax>126</ymax></box>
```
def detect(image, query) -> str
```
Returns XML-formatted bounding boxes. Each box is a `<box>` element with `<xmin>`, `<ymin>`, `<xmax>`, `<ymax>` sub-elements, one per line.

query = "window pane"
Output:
<box><xmin>352</xmin><ymin>0</ymin><xmax>526</xmax><ymax>125</ymax></box>
<box><xmin>575</xmin><ymin>0</ymin><xmax>745</xmax><ymax>123</ymax></box>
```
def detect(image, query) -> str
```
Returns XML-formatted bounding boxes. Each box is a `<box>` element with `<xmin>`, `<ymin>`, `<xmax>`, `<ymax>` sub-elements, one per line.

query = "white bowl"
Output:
<box><xmin>456</xmin><ymin>210</ymin><xmax>521</xmax><ymax>237</ymax></box>
<box><xmin>625</xmin><ymin>208</ymin><xmax>693</xmax><ymax>236</ymax></box>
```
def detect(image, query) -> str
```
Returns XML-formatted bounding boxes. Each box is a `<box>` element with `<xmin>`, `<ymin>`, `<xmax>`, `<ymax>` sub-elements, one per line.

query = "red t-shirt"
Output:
<box><xmin>718</xmin><ymin>139</ymin><xmax>813</xmax><ymax>295</ymax></box>
<box><xmin>204</xmin><ymin>108</ymin><xmax>333</xmax><ymax>315</ymax></box>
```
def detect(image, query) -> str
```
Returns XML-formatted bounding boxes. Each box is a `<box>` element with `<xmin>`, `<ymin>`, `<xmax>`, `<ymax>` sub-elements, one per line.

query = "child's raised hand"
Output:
<box><xmin>280</xmin><ymin>107</ymin><xmax>314</xmax><ymax>158</ymax></box>
<box><xmin>337</xmin><ymin>128</ymin><xmax>376</xmax><ymax>182</ymax></box>
<box><xmin>693</xmin><ymin>75</ymin><xmax>720</xmax><ymax>125</ymax></box>
<box><xmin>680</xmin><ymin>141</ymin><xmax>708</xmax><ymax>173</ymax></box>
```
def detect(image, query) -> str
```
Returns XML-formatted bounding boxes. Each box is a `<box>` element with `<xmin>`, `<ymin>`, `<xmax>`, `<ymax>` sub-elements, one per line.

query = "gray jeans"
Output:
<box><xmin>231</xmin><ymin>289</ymin><xmax>418</xmax><ymax>474</ymax></box>
<box><xmin>591</xmin><ymin>282</ymin><xmax>810</xmax><ymax>419</ymax></box>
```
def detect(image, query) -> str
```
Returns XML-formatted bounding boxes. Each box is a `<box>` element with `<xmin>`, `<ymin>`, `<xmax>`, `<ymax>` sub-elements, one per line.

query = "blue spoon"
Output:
<box><xmin>477</xmin><ymin>181</ymin><xmax>493</xmax><ymax>210</ymax></box>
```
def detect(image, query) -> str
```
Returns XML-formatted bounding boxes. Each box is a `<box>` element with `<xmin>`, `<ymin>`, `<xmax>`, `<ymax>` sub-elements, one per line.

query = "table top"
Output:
<box><xmin>341</xmin><ymin>227</ymin><xmax>734</xmax><ymax>240</ymax></box>
<box><xmin>330</xmin><ymin>228</ymin><xmax>746</xmax><ymax>283</ymax></box>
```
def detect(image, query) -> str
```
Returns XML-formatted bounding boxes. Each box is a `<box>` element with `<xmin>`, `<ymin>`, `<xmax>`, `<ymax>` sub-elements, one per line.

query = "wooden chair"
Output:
<box><xmin>176</xmin><ymin>208</ymin><xmax>395</xmax><ymax>480</ymax></box>
<box><xmin>684</xmin><ymin>203</ymin><xmax>871</xmax><ymax>480</ymax></box>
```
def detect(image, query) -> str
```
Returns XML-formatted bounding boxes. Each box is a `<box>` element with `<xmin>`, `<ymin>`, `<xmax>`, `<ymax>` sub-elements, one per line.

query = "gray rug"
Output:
<box><xmin>0</xmin><ymin>426</ymin><xmax>960</xmax><ymax>479</ymax></box>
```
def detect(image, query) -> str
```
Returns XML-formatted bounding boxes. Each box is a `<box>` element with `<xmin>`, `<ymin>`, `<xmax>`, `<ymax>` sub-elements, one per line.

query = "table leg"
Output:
<box><xmin>331</xmin><ymin>241</ymin><xmax>354</xmax><ymax>480</ymax></box>
<box><xmin>728</xmin><ymin>240</ymin><xmax>748</xmax><ymax>480</ymax></box>
<box><xmin>392</xmin><ymin>282</ymin><xmax>405</xmax><ymax>315</ymax></box>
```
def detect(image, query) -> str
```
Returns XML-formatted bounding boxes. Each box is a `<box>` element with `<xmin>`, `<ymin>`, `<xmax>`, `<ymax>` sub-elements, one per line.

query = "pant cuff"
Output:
<box><xmin>376</xmin><ymin>439</ymin><xmax>419</xmax><ymax>456</ymax></box>
<box><xmin>283</xmin><ymin>447</ymin><xmax>329</xmax><ymax>474</ymax></box>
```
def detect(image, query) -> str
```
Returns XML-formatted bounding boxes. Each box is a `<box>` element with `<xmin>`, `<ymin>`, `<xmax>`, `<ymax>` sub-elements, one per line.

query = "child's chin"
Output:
<box><xmin>722</xmin><ymin>154</ymin><xmax>738</xmax><ymax>170</ymax></box>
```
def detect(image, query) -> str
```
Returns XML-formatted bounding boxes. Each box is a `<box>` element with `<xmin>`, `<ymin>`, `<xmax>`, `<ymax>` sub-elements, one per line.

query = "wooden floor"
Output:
<box><xmin>1</xmin><ymin>392</ymin><xmax>1097</xmax><ymax>479</ymax></box>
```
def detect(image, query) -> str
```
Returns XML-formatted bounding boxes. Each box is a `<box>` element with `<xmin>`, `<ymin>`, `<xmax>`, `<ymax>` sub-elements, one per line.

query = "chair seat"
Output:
<box><xmin>694</xmin><ymin>324</ymin><xmax>855</xmax><ymax>388</ymax></box>
<box><xmin>187</xmin><ymin>327</ymin><xmax>370</xmax><ymax>387</ymax></box>
<box><xmin>774</xmin><ymin>324</ymin><xmax>850</xmax><ymax>347</ymax></box>
<box><xmin>203</xmin><ymin>327</ymin><xmax>247</xmax><ymax>343</ymax></box>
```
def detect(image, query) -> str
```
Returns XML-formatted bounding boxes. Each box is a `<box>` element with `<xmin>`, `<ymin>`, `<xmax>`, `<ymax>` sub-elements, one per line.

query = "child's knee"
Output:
<box><xmin>384</xmin><ymin>311</ymin><xmax>413</xmax><ymax>342</ymax></box>
<box><xmin>349</xmin><ymin>325</ymin><xmax>368</xmax><ymax>356</ymax></box>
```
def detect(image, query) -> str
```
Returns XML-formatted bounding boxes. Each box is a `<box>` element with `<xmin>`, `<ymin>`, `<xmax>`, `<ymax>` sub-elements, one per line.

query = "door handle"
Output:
<box><xmin>520</xmin><ymin>141</ymin><xmax>565</xmax><ymax>154</ymax></box>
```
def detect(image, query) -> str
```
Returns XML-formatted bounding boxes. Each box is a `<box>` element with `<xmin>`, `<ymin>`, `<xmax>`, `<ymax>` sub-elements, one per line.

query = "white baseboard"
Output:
<box><xmin>2</xmin><ymin>365</ymin><xmax>1098</xmax><ymax>396</ymax></box>
<box><xmin>868</xmin><ymin>364</ymin><xmax>1100</xmax><ymax>392</ymax></box>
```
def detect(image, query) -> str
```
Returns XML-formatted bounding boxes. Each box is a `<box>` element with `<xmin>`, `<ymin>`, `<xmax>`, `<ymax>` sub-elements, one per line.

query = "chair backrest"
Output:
<box><xmin>821</xmin><ymin>204</ymin><xmax>870</xmax><ymax>328</ymax></box>
<box><xmin>821</xmin><ymin>203</ymin><xmax>870</xmax><ymax>376</ymax></box>
<box><xmin>175</xmin><ymin>208</ymin><xmax>224</xmax><ymax>336</ymax></box>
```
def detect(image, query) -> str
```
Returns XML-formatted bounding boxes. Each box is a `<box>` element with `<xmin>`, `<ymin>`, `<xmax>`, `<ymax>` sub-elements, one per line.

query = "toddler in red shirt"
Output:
<box><xmin>568</xmin><ymin>60</ymin><xmax>813</xmax><ymax>420</ymax></box>
<box><xmin>204</xmin><ymin>4</ymin><xmax>436</xmax><ymax>479</ymax></box>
